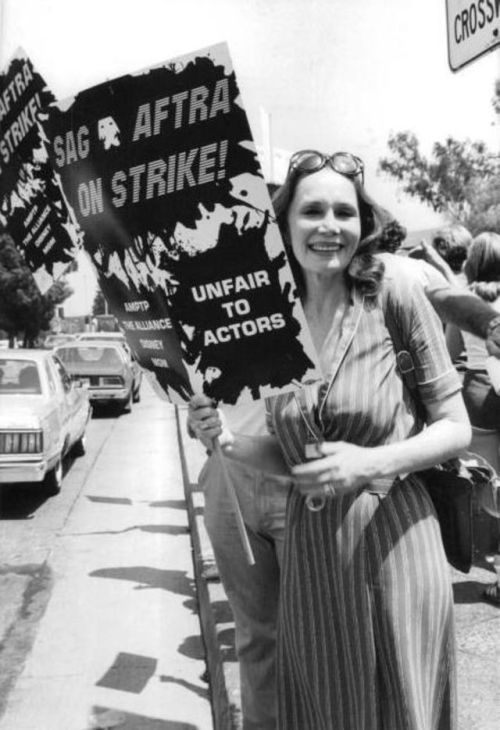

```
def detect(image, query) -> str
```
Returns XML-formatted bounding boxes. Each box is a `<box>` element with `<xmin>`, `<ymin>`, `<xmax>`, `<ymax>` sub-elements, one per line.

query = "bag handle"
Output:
<box><xmin>382</xmin><ymin>290</ymin><xmax>425</xmax><ymax>425</ymax></box>
<box><xmin>382</xmin><ymin>289</ymin><xmax>469</xmax><ymax>474</ymax></box>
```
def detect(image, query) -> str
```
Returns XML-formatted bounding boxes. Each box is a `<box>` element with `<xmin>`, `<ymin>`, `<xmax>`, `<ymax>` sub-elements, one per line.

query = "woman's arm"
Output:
<box><xmin>292</xmin><ymin>391</ymin><xmax>471</xmax><ymax>498</ymax></box>
<box><xmin>445</xmin><ymin>323</ymin><xmax>465</xmax><ymax>363</ymax></box>
<box><xmin>187</xmin><ymin>393</ymin><xmax>225</xmax><ymax>450</ymax></box>
<box><xmin>187</xmin><ymin>394</ymin><xmax>290</xmax><ymax>477</ymax></box>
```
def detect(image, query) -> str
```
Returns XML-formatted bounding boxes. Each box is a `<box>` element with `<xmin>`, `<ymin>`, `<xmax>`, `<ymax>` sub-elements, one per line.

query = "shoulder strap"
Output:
<box><xmin>382</xmin><ymin>287</ymin><xmax>426</xmax><ymax>424</ymax></box>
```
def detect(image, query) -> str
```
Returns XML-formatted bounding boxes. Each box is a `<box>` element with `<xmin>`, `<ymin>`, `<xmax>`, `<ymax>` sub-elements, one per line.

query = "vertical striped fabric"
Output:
<box><xmin>278</xmin><ymin>480</ymin><xmax>456</xmax><ymax>730</ymax></box>
<box><xmin>267</xmin><ymin>276</ymin><xmax>462</xmax><ymax>730</ymax></box>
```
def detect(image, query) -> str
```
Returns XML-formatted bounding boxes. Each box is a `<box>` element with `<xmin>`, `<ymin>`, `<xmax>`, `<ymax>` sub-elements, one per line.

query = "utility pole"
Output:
<box><xmin>260</xmin><ymin>106</ymin><xmax>274</xmax><ymax>183</ymax></box>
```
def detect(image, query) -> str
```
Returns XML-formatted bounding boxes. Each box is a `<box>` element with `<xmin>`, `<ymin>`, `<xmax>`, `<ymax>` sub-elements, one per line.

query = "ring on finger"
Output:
<box><xmin>324</xmin><ymin>481</ymin><xmax>336</xmax><ymax>498</ymax></box>
<box><xmin>305</xmin><ymin>493</ymin><xmax>326</xmax><ymax>511</ymax></box>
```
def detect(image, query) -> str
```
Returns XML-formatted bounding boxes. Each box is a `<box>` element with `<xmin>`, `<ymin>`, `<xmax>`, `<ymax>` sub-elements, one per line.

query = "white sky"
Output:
<box><xmin>2</xmin><ymin>0</ymin><xmax>499</xmax><ymax>315</ymax></box>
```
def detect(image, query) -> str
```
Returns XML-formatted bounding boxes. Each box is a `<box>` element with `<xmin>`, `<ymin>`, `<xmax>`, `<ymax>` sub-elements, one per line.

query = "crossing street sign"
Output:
<box><xmin>446</xmin><ymin>0</ymin><xmax>500</xmax><ymax>71</ymax></box>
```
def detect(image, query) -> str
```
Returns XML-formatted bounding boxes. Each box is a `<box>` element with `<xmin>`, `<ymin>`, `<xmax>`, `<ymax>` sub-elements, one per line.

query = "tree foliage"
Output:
<box><xmin>92</xmin><ymin>289</ymin><xmax>107</xmax><ymax>316</ymax></box>
<box><xmin>378</xmin><ymin>131</ymin><xmax>500</xmax><ymax>234</ymax></box>
<box><xmin>0</xmin><ymin>230</ymin><xmax>73</xmax><ymax>345</ymax></box>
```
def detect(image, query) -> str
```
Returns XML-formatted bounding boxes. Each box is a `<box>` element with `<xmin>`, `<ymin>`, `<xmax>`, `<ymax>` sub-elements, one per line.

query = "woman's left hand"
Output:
<box><xmin>292</xmin><ymin>441</ymin><xmax>378</xmax><ymax>499</ymax></box>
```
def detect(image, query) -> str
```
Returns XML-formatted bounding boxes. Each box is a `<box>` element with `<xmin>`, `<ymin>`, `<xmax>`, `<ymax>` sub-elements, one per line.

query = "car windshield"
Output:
<box><xmin>0</xmin><ymin>359</ymin><xmax>42</xmax><ymax>394</ymax></box>
<box><xmin>56</xmin><ymin>346</ymin><xmax>123</xmax><ymax>367</ymax></box>
<box><xmin>46</xmin><ymin>335</ymin><xmax>74</xmax><ymax>346</ymax></box>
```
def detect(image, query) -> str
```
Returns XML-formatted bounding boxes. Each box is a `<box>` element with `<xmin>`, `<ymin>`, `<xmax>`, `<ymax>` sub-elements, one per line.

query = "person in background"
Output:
<box><xmin>431</xmin><ymin>224</ymin><xmax>473</xmax><ymax>285</ymax></box>
<box><xmin>446</xmin><ymin>231</ymin><xmax>500</xmax><ymax>606</ymax></box>
<box><xmin>375</xmin><ymin>212</ymin><xmax>407</xmax><ymax>254</ymax></box>
<box><xmin>192</xmin><ymin>149</ymin><xmax>471</xmax><ymax>730</ymax></box>
<box><xmin>189</xmin><ymin>397</ymin><xmax>290</xmax><ymax>730</ymax></box>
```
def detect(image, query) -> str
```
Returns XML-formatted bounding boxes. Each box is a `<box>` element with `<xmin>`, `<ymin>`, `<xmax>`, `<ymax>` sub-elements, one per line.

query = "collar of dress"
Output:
<box><xmin>295</xmin><ymin>290</ymin><xmax>366</xmax><ymax>435</ymax></box>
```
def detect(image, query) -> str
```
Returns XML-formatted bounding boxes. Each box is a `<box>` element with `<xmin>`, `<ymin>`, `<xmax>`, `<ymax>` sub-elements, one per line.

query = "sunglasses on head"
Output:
<box><xmin>288</xmin><ymin>150</ymin><xmax>365</xmax><ymax>185</ymax></box>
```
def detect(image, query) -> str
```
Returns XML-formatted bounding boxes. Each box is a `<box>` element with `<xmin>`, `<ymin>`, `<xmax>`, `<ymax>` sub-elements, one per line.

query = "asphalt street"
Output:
<box><xmin>0</xmin><ymin>380</ymin><xmax>213</xmax><ymax>730</ymax></box>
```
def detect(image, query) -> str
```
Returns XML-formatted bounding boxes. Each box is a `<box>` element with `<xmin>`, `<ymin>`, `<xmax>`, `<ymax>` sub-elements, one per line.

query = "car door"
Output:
<box><xmin>50</xmin><ymin>356</ymin><xmax>82</xmax><ymax>447</ymax></box>
<box><xmin>43</xmin><ymin>357</ymin><xmax>68</xmax><ymax>454</ymax></box>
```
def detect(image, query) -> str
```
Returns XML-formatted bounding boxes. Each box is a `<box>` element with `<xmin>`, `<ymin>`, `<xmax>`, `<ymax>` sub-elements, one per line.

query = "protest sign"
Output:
<box><xmin>0</xmin><ymin>50</ymin><xmax>81</xmax><ymax>292</ymax></box>
<box><xmin>45</xmin><ymin>43</ymin><xmax>320</xmax><ymax>404</ymax></box>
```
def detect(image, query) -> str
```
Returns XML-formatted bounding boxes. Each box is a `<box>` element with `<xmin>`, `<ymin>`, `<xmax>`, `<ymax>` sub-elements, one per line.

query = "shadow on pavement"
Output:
<box><xmin>89</xmin><ymin>566</ymin><xmax>196</xmax><ymax>598</ymax></box>
<box><xmin>96</xmin><ymin>651</ymin><xmax>157</xmax><ymax>693</ymax></box>
<box><xmin>90</xmin><ymin>405</ymin><xmax>130</xmax><ymax>419</ymax></box>
<box><xmin>217</xmin><ymin>628</ymin><xmax>237</xmax><ymax>663</ymax></box>
<box><xmin>89</xmin><ymin>706</ymin><xmax>199</xmax><ymax>729</ymax></box>
<box><xmin>80</xmin><ymin>524</ymin><xmax>190</xmax><ymax>537</ymax></box>
<box><xmin>148</xmin><ymin>499</ymin><xmax>188</xmax><ymax>510</ymax></box>
<box><xmin>453</xmin><ymin>579</ymin><xmax>498</xmax><ymax>604</ymax></box>
<box><xmin>177</xmin><ymin>634</ymin><xmax>206</xmax><ymax>661</ymax></box>
<box><xmin>86</xmin><ymin>496</ymin><xmax>133</xmax><ymax>505</ymax></box>
<box><xmin>159</xmin><ymin>674</ymin><xmax>209</xmax><ymax>700</ymax></box>
<box><xmin>211</xmin><ymin>599</ymin><xmax>234</xmax><ymax>624</ymax></box>
<box><xmin>0</xmin><ymin>455</ymin><xmax>77</xmax><ymax>518</ymax></box>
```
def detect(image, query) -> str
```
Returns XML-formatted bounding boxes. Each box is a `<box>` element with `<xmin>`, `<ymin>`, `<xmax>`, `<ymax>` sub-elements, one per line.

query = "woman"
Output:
<box><xmin>192</xmin><ymin>150</ymin><xmax>471</xmax><ymax>729</ymax></box>
<box><xmin>446</xmin><ymin>231</ymin><xmax>500</xmax><ymax>604</ymax></box>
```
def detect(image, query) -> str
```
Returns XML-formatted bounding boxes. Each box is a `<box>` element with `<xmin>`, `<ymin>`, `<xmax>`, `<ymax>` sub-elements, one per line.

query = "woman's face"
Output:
<box><xmin>286</xmin><ymin>168</ymin><xmax>361</xmax><ymax>281</ymax></box>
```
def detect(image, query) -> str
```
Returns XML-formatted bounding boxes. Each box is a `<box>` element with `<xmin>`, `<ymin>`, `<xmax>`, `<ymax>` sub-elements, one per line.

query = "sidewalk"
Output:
<box><xmin>176</xmin><ymin>405</ymin><xmax>500</xmax><ymax>730</ymax></box>
<box><xmin>0</xmin><ymin>388</ymin><xmax>213</xmax><ymax>730</ymax></box>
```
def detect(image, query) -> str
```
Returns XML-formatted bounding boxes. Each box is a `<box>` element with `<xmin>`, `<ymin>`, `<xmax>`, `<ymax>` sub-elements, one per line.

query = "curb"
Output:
<box><xmin>175</xmin><ymin>405</ymin><xmax>242</xmax><ymax>730</ymax></box>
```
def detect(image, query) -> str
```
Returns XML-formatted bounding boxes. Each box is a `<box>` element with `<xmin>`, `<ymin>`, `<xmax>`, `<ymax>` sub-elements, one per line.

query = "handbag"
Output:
<box><xmin>417</xmin><ymin>458</ymin><xmax>492</xmax><ymax>573</ymax></box>
<box><xmin>476</xmin><ymin>464</ymin><xmax>500</xmax><ymax>519</ymax></box>
<box><xmin>383</xmin><ymin>295</ymin><xmax>495</xmax><ymax>573</ymax></box>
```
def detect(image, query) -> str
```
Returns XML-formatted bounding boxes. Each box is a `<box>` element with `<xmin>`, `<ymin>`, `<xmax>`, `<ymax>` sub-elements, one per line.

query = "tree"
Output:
<box><xmin>92</xmin><ymin>289</ymin><xmax>107</xmax><ymax>316</ymax></box>
<box><xmin>464</xmin><ymin>175</ymin><xmax>500</xmax><ymax>236</ymax></box>
<box><xmin>0</xmin><ymin>230</ymin><xmax>73</xmax><ymax>345</ymax></box>
<box><xmin>378</xmin><ymin>132</ymin><xmax>500</xmax><ymax>234</ymax></box>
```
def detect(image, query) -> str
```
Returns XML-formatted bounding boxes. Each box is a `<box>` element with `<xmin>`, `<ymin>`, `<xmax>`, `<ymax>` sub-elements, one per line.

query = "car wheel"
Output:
<box><xmin>121</xmin><ymin>391</ymin><xmax>133</xmax><ymax>414</ymax></box>
<box><xmin>72</xmin><ymin>433</ymin><xmax>87</xmax><ymax>457</ymax></box>
<box><xmin>43</xmin><ymin>459</ymin><xmax>63</xmax><ymax>495</ymax></box>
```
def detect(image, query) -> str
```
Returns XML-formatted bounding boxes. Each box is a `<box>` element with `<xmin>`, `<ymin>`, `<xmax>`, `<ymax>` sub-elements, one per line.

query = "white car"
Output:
<box><xmin>44</xmin><ymin>333</ymin><xmax>77</xmax><ymax>349</ymax></box>
<box><xmin>76</xmin><ymin>331</ymin><xmax>127</xmax><ymax>346</ymax></box>
<box><xmin>0</xmin><ymin>349</ymin><xmax>91</xmax><ymax>494</ymax></box>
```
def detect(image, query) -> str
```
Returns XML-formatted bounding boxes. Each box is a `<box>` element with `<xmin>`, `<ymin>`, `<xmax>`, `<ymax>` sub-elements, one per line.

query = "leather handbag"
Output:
<box><xmin>417</xmin><ymin>461</ymin><xmax>474</xmax><ymax>573</ymax></box>
<box><xmin>476</xmin><ymin>466</ymin><xmax>500</xmax><ymax>519</ymax></box>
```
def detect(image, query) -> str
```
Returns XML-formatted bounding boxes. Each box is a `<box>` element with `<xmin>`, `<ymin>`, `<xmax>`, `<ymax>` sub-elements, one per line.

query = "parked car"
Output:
<box><xmin>54</xmin><ymin>341</ymin><xmax>139</xmax><ymax>411</ymax></box>
<box><xmin>74</xmin><ymin>333</ymin><xmax>142</xmax><ymax>402</ymax></box>
<box><xmin>0</xmin><ymin>349</ymin><xmax>91</xmax><ymax>494</ymax></box>
<box><xmin>76</xmin><ymin>332</ymin><xmax>126</xmax><ymax>343</ymax></box>
<box><xmin>44</xmin><ymin>333</ymin><xmax>77</xmax><ymax>349</ymax></box>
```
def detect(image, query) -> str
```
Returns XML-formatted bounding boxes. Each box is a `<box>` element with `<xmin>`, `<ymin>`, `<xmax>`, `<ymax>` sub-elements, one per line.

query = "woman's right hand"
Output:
<box><xmin>187</xmin><ymin>394</ymin><xmax>224</xmax><ymax>450</ymax></box>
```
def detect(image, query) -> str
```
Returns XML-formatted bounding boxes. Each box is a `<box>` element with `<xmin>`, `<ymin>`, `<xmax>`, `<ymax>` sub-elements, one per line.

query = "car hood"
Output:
<box><xmin>0</xmin><ymin>395</ymin><xmax>49</xmax><ymax>428</ymax></box>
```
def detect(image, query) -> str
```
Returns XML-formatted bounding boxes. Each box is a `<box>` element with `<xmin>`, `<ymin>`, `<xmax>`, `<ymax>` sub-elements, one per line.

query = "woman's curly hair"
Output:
<box><xmin>464</xmin><ymin>231</ymin><xmax>500</xmax><ymax>302</ymax></box>
<box><xmin>272</xmin><ymin>159</ymin><xmax>385</xmax><ymax>299</ymax></box>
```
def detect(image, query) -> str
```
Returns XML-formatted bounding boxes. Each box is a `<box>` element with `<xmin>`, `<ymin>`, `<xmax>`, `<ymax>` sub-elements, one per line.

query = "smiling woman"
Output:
<box><xmin>188</xmin><ymin>148</ymin><xmax>471</xmax><ymax>730</ymax></box>
<box><xmin>273</xmin><ymin>150</ymin><xmax>383</xmax><ymax>305</ymax></box>
<box><xmin>287</xmin><ymin>168</ymin><xmax>361</xmax><ymax>278</ymax></box>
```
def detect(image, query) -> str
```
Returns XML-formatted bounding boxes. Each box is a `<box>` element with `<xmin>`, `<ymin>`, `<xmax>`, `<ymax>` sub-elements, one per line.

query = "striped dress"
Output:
<box><xmin>267</xmin><ymin>273</ymin><xmax>462</xmax><ymax>730</ymax></box>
